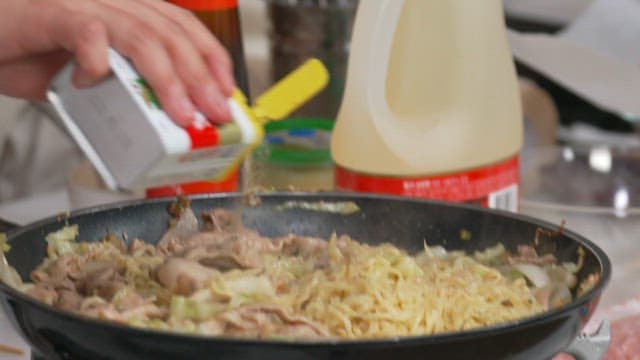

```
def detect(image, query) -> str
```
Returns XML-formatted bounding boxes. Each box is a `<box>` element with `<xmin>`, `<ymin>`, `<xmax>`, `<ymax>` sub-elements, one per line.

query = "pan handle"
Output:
<box><xmin>563</xmin><ymin>321</ymin><xmax>610</xmax><ymax>360</ymax></box>
<box><xmin>0</xmin><ymin>218</ymin><xmax>18</xmax><ymax>233</ymax></box>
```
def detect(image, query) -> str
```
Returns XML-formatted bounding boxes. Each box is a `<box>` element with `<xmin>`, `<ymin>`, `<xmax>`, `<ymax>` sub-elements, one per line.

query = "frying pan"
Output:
<box><xmin>0</xmin><ymin>193</ymin><xmax>610</xmax><ymax>360</ymax></box>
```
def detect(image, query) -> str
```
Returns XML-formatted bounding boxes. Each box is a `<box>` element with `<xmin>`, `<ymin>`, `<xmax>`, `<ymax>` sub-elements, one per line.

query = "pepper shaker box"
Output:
<box><xmin>47</xmin><ymin>50</ymin><xmax>261</xmax><ymax>191</ymax></box>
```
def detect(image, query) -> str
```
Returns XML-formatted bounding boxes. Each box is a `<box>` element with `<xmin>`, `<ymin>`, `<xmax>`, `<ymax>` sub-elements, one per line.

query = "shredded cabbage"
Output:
<box><xmin>45</xmin><ymin>225</ymin><xmax>79</xmax><ymax>258</ymax></box>
<box><xmin>0</xmin><ymin>233</ymin><xmax>23</xmax><ymax>289</ymax></box>
<box><xmin>1</xmin><ymin>233</ymin><xmax>9</xmax><ymax>253</ymax></box>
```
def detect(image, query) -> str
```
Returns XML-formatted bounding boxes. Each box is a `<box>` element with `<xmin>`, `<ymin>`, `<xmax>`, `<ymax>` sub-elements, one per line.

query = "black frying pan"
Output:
<box><xmin>0</xmin><ymin>193</ymin><xmax>610</xmax><ymax>360</ymax></box>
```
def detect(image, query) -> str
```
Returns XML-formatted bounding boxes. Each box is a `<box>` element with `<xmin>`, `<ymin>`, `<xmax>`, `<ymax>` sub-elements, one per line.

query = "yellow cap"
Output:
<box><xmin>250</xmin><ymin>58</ymin><xmax>329</xmax><ymax>123</ymax></box>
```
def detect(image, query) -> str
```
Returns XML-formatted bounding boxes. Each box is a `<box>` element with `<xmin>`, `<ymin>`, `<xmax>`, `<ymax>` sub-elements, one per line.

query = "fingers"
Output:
<box><xmin>44</xmin><ymin>10</ymin><xmax>111</xmax><ymax>88</ymax></box>
<box><xmin>68</xmin><ymin>19</ymin><xmax>110</xmax><ymax>88</ymax></box>
<box><xmin>114</xmin><ymin>23</ymin><xmax>198</xmax><ymax>126</ymax></box>
<box><xmin>138</xmin><ymin>0</ymin><xmax>236</xmax><ymax>95</ymax></box>
<box><xmin>93</xmin><ymin>0</ymin><xmax>232</xmax><ymax>124</ymax></box>
<box><xmin>0</xmin><ymin>1</ymin><xmax>110</xmax><ymax>92</ymax></box>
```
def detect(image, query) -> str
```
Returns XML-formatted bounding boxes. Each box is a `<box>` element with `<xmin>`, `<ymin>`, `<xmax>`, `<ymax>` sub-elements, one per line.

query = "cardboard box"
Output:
<box><xmin>48</xmin><ymin>50</ymin><xmax>261</xmax><ymax>191</ymax></box>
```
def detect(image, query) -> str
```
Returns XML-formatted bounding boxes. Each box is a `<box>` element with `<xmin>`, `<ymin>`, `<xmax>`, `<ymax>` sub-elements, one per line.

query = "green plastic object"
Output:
<box><xmin>260</xmin><ymin>118</ymin><xmax>334</xmax><ymax>166</ymax></box>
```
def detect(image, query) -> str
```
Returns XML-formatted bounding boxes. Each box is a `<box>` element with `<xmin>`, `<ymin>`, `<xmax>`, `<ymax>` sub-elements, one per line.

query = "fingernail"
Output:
<box><xmin>221</xmin><ymin>75</ymin><xmax>236</xmax><ymax>96</ymax></box>
<box><xmin>213</xmin><ymin>95</ymin><xmax>232</xmax><ymax>123</ymax></box>
<box><xmin>212</xmin><ymin>64</ymin><xmax>236</xmax><ymax>96</ymax></box>
<box><xmin>202</xmin><ymin>85</ymin><xmax>231</xmax><ymax>123</ymax></box>
<box><xmin>175</xmin><ymin>96</ymin><xmax>197</xmax><ymax>126</ymax></box>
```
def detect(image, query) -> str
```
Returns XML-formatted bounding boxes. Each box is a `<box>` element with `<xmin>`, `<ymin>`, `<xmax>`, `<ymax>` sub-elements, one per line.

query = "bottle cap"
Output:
<box><xmin>251</xmin><ymin>59</ymin><xmax>330</xmax><ymax>123</ymax></box>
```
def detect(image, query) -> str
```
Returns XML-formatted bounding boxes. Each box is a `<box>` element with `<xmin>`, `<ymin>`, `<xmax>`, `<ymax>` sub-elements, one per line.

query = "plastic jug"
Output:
<box><xmin>332</xmin><ymin>0</ymin><xmax>523</xmax><ymax>211</ymax></box>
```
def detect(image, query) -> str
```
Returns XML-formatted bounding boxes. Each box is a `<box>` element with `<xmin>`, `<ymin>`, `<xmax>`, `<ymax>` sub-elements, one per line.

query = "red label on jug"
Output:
<box><xmin>335</xmin><ymin>156</ymin><xmax>519</xmax><ymax>211</ymax></box>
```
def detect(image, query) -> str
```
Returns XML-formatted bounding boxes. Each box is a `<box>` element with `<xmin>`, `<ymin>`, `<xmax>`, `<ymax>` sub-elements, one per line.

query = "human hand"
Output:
<box><xmin>0</xmin><ymin>0</ymin><xmax>235</xmax><ymax>125</ymax></box>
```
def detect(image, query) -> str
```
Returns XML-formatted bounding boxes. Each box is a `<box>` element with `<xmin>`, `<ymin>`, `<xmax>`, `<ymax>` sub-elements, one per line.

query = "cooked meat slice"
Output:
<box><xmin>56</xmin><ymin>289</ymin><xmax>83</xmax><ymax>311</ymax></box>
<box><xmin>80</xmin><ymin>292</ymin><xmax>166</xmax><ymax>323</ymax></box>
<box><xmin>159</xmin><ymin>237</ymin><xmax>185</xmax><ymax>255</ymax></box>
<box><xmin>117</xmin><ymin>303</ymin><xmax>167</xmax><ymax>321</ymax></box>
<box><xmin>158</xmin><ymin>204</ymin><xmax>199</xmax><ymax>249</ymax></box>
<box><xmin>79</xmin><ymin>265</ymin><xmax>126</xmax><ymax>299</ymax></box>
<box><xmin>534</xmin><ymin>286</ymin><xmax>552</xmax><ymax>309</ymax></box>
<box><xmin>201</xmin><ymin>209</ymin><xmax>243</xmax><ymax>233</ymax></box>
<box><xmin>113</xmin><ymin>289</ymin><xmax>147</xmax><ymax>311</ymax></box>
<box><xmin>506</xmin><ymin>245</ymin><xmax>556</xmax><ymax>266</ymax></box>
<box><xmin>182</xmin><ymin>233</ymin><xmax>280</xmax><ymax>270</ymax></box>
<box><xmin>275</xmin><ymin>235</ymin><xmax>329</xmax><ymax>268</ymax></box>
<box><xmin>31</xmin><ymin>269</ymin><xmax>49</xmax><ymax>283</ymax></box>
<box><xmin>179</xmin><ymin>231</ymin><xmax>229</xmax><ymax>250</ymax></box>
<box><xmin>26</xmin><ymin>284</ymin><xmax>58</xmax><ymax>305</ymax></box>
<box><xmin>79</xmin><ymin>296</ymin><xmax>110</xmax><ymax>317</ymax></box>
<box><xmin>29</xmin><ymin>255</ymin><xmax>84</xmax><ymax>298</ymax></box>
<box><xmin>197</xmin><ymin>319</ymin><xmax>226</xmax><ymax>335</ymax></box>
<box><xmin>155</xmin><ymin>258</ymin><xmax>218</xmax><ymax>295</ymax></box>
<box><xmin>128</xmin><ymin>238</ymin><xmax>156</xmax><ymax>256</ymax></box>
<box><xmin>46</xmin><ymin>254</ymin><xmax>84</xmax><ymax>282</ymax></box>
<box><xmin>85</xmin><ymin>301</ymin><xmax>166</xmax><ymax>323</ymax></box>
<box><xmin>217</xmin><ymin>305</ymin><xmax>329</xmax><ymax>338</ymax></box>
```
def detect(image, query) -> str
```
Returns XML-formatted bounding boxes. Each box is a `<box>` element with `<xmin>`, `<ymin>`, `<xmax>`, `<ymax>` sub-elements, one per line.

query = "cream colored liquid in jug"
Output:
<box><xmin>332</xmin><ymin>0</ymin><xmax>523</xmax><ymax>211</ymax></box>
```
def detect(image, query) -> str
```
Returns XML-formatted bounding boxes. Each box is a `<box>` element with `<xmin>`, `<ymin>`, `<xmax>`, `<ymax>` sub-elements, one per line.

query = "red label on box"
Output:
<box><xmin>335</xmin><ymin>156</ymin><xmax>520</xmax><ymax>211</ymax></box>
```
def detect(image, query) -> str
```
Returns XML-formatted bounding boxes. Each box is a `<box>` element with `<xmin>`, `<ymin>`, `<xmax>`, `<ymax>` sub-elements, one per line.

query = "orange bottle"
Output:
<box><xmin>152</xmin><ymin>0</ymin><xmax>250</xmax><ymax>196</ymax></box>
<box><xmin>167</xmin><ymin>0</ymin><xmax>250</xmax><ymax>96</ymax></box>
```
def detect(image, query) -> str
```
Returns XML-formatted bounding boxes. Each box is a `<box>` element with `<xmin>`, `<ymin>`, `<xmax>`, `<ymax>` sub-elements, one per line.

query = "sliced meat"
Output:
<box><xmin>113</xmin><ymin>289</ymin><xmax>147</xmax><ymax>311</ymax></box>
<box><xmin>275</xmin><ymin>235</ymin><xmax>329</xmax><ymax>268</ymax></box>
<box><xmin>79</xmin><ymin>293</ymin><xmax>167</xmax><ymax>323</ymax></box>
<box><xmin>197</xmin><ymin>318</ymin><xmax>226</xmax><ymax>335</ymax></box>
<box><xmin>79</xmin><ymin>296</ymin><xmax>110</xmax><ymax>318</ymax></box>
<box><xmin>534</xmin><ymin>286</ymin><xmax>553</xmax><ymax>309</ymax></box>
<box><xmin>180</xmin><ymin>231</ymin><xmax>281</xmax><ymax>270</ymax></box>
<box><xmin>159</xmin><ymin>237</ymin><xmax>185</xmax><ymax>255</ymax></box>
<box><xmin>30</xmin><ymin>269</ymin><xmax>50</xmax><ymax>283</ymax></box>
<box><xmin>128</xmin><ymin>238</ymin><xmax>156</xmax><ymax>256</ymax></box>
<box><xmin>26</xmin><ymin>284</ymin><xmax>58</xmax><ymax>305</ymax></box>
<box><xmin>155</xmin><ymin>258</ymin><xmax>219</xmax><ymax>295</ymax></box>
<box><xmin>158</xmin><ymin>201</ymin><xmax>199</xmax><ymax>249</ymax></box>
<box><xmin>86</xmin><ymin>301</ymin><xmax>166</xmax><ymax>323</ymax></box>
<box><xmin>28</xmin><ymin>255</ymin><xmax>85</xmax><ymax>306</ymax></box>
<box><xmin>45</xmin><ymin>254</ymin><xmax>84</xmax><ymax>282</ymax></box>
<box><xmin>56</xmin><ymin>289</ymin><xmax>83</xmax><ymax>311</ymax></box>
<box><xmin>159</xmin><ymin>206</ymin><xmax>281</xmax><ymax>271</ymax></box>
<box><xmin>201</xmin><ymin>209</ymin><xmax>243</xmax><ymax>233</ymax></box>
<box><xmin>216</xmin><ymin>305</ymin><xmax>329</xmax><ymax>339</ymax></box>
<box><xmin>78</xmin><ymin>265</ymin><xmax>126</xmax><ymax>300</ymax></box>
<box><xmin>506</xmin><ymin>245</ymin><xmax>557</xmax><ymax>266</ymax></box>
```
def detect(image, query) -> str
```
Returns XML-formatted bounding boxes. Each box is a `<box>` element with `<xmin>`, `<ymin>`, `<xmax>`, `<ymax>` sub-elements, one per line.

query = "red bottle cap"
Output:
<box><xmin>167</xmin><ymin>0</ymin><xmax>238</xmax><ymax>10</ymax></box>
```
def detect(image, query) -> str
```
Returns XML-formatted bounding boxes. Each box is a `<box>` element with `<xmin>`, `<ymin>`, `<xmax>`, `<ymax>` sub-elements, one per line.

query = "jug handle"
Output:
<box><xmin>365</xmin><ymin>0</ymin><xmax>405</xmax><ymax>123</ymax></box>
